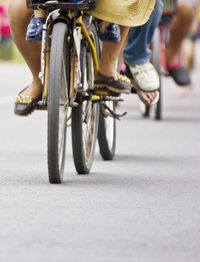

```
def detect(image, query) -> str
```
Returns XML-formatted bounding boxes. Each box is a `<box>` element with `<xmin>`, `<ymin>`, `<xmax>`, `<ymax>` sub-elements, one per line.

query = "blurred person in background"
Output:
<box><xmin>165</xmin><ymin>0</ymin><xmax>195</xmax><ymax>85</ymax></box>
<box><xmin>181</xmin><ymin>0</ymin><xmax>200</xmax><ymax>71</ymax></box>
<box><xmin>120</xmin><ymin>0</ymin><xmax>195</xmax><ymax>95</ymax></box>
<box><xmin>0</xmin><ymin>0</ymin><xmax>12</xmax><ymax>60</ymax></box>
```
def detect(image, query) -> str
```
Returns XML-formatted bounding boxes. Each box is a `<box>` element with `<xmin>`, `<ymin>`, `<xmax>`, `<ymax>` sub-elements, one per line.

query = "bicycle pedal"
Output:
<box><xmin>93</xmin><ymin>90</ymin><xmax>110</xmax><ymax>96</ymax></box>
<box><xmin>92</xmin><ymin>88</ymin><xmax>120</xmax><ymax>97</ymax></box>
<box><xmin>91</xmin><ymin>95</ymin><xmax>101</xmax><ymax>101</ymax></box>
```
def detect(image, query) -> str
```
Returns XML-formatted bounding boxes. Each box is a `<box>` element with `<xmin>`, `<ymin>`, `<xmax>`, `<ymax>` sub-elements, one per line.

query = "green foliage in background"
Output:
<box><xmin>0</xmin><ymin>40</ymin><xmax>25</xmax><ymax>63</ymax></box>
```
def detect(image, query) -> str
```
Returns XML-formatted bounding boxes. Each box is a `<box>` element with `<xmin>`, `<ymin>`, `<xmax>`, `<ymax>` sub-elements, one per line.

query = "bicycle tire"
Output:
<box><xmin>47</xmin><ymin>22</ymin><xmax>69</xmax><ymax>183</ymax></box>
<box><xmin>152</xmin><ymin>27</ymin><xmax>162</xmax><ymax>120</ymax></box>
<box><xmin>139</xmin><ymin>102</ymin><xmax>151</xmax><ymax>118</ymax></box>
<box><xmin>98</xmin><ymin>101</ymin><xmax>116</xmax><ymax>160</ymax></box>
<box><xmin>97</xmin><ymin>44</ymin><xmax>117</xmax><ymax>160</ymax></box>
<box><xmin>71</xmin><ymin>22</ymin><xmax>100</xmax><ymax>174</ymax></box>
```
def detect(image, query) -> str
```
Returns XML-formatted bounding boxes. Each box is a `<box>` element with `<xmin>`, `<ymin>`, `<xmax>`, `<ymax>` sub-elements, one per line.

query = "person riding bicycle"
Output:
<box><xmin>26</xmin><ymin>0</ymin><xmax>121</xmax><ymax>43</ymax></box>
<box><xmin>165</xmin><ymin>0</ymin><xmax>194</xmax><ymax>86</ymax></box>
<box><xmin>9</xmin><ymin>0</ymin><xmax>158</xmax><ymax>116</ymax></box>
<box><xmin>123</xmin><ymin>0</ymin><xmax>194</xmax><ymax>99</ymax></box>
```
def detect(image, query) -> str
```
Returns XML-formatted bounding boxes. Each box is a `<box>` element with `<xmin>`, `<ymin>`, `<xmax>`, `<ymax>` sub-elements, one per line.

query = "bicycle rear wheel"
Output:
<box><xmin>152</xmin><ymin>27</ymin><xmax>162</xmax><ymax>120</ymax></box>
<box><xmin>98</xmin><ymin>101</ymin><xmax>116</xmax><ymax>160</ymax></box>
<box><xmin>47</xmin><ymin>22</ymin><xmax>69</xmax><ymax>183</ymax></box>
<box><xmin>97</xmin><ymin>52</ymin><xmax>117</xmax><ymax>160</ymax></box>
<box><xmin>71</xmin><ymin>25</ymin><xmax>100</xmax><ymax>174</ymax></box>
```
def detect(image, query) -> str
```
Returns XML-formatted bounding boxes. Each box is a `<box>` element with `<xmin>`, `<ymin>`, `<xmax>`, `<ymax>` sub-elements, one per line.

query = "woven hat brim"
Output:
<box><xmin>88</xmin><ymin>0</ymin><xmax>156</xmax><ymax>27</ymax></box>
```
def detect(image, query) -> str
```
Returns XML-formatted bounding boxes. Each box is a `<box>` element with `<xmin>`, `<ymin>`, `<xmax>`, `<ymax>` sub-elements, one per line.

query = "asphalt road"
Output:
<box><xmin>0</xmin><ymin>61</ymin><xmax>200</xmax><ymax>262</ymax></box>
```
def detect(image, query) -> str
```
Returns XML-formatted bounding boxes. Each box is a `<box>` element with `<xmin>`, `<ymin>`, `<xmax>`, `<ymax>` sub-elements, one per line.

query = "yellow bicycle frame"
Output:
<box><xmin>43</xmin><ymin>12</ymin><xmax>99</xmax><ymax>101</ymax></box>
<box><xmin>77</xmin><ymin>15</ymin><xmax>99</xmax><ymax>75</ymax></box>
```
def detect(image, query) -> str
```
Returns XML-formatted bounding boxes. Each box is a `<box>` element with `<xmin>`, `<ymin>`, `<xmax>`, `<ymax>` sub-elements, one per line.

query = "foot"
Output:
<box><xmin>97</xmin><ymin>21</ymin><xmax>121</xmax><ymax>43</ymax></box>
<box><xmin>125</xmin><ymin>62</ymin><xmax>160</xmax><ymax>105</ymax></box>
<box><xmin>137</xmin><ymin>90</ymin><xmax>159</xmax><ymax>105</ymax></box>
<box><xmin>93</xmin><ymin>72</ymin><xmax>132</xmax><ymax>96</ymax></box>
<box><xmin>14</xmin><ymin>82</ymin><xmax>43</xmax><ymax>116</ymax></box>
<box><xmin>18</xmin><ymin>82</ymin><xmax>42</xmax><ymax>98</ymax></box>
<box><xmin>26</xmin><ymin>16</ymin><xmax>46</xmax><ymax>42</ymax></box>
<box><xmin>166</xmin><ymin>59</ymin><xmax>191</xmax><ymax>86</ymax></box>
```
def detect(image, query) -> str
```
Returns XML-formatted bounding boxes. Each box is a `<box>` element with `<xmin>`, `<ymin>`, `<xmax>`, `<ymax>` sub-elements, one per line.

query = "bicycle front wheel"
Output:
<box><xmin>47</xmin><ymin>23</ymin><xmax>69</xmax><ymax>183</ymax></box>
<box><xmin>71</xmin><ymin>24</ymin><xmax>100</xmax><ymax>174</ymax></box>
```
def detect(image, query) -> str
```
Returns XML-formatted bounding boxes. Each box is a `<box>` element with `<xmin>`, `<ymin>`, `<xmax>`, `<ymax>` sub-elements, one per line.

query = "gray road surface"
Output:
<box><xmin>0</xmin><ymin>62</ymin><xmax>200</xmax><ymax>262</ymax></box>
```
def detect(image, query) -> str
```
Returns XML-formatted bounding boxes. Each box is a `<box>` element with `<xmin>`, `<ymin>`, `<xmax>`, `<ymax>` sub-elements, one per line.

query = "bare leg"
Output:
<box><xmin>8</xmin><ymin>0</ymin><xmax>42</xmax><ymax>98</ymax></box>
<box><xmin>118</xmin><ymin>36</ymin><xmax>128</xmax><ymax>72</ymax></box>
<box><xmin>98</xmin><ymin>26</ymin><xmax>129</xmax><ymax>77</ymax></box>
<box><xmin>166</xmin><ymin>1</ymin><xmax>194</xmax><ymax>66</ymax></box>
<box><xmin>181</xmin><ymin>14</ymin><xmax>198</xmax><ymax>71</ymax></box>
<box><xmin>34</xmin><ymin>10</ymin><xmax>46</xmax><ymax>18</ymax></box>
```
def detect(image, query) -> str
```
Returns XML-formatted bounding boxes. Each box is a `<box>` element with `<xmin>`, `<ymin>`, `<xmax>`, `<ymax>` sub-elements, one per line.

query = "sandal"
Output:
<box><xmin>124</xmin><ymin>63</ymin><xmax>160</xmax><ymax>105</ymax></box>
<box><xmin>93</xmin><ymin>72</ymin><xmax>132</xmax><ymax>96</ymax></box>
<box><xmin>14</xmin><ymin>87</ymin><xmax>42</xmax><ymax>116</ymax></box>
<box><xmin>167</xmin><ymin>60</ymin><xmax>191</xmax><ymax>86</ymax></box>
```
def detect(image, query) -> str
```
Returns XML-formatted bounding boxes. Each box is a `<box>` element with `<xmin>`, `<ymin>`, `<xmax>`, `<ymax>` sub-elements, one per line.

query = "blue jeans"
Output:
<box><xmin>124</xmin><ymin>0</ymin><xmax>164</xmax><ymax>66</ymax></box>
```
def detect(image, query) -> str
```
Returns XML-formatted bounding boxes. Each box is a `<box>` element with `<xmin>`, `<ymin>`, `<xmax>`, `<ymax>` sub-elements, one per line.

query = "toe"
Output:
<box><xmin>138</xmin><ymin>91</ymin><xmax>159</xmax><ymax>105</ymax></box>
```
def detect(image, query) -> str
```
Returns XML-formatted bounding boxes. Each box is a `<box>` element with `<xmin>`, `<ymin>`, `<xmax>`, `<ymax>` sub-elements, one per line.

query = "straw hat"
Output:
<box><xmin>89</xmin><ymin>0</ymin><xmax>156</xmax><ymax>27</ymax></box>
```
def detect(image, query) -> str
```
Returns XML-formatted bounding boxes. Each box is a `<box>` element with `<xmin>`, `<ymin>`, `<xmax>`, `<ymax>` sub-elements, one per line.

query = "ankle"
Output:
<box><xmin>34</xmin><ymin>10</ymin><xmax>45</xmax><ymax>18</ymax></box>
<box><xmin>166</xmin><ymin>47</ymin><xmax>181</xmax><ymax>66</ymax></box>
<box><xmin>98</xmin><ymin>70</ymin><xmax>116</xmax><ymax>78</ymax></box>
<box><xmin>98</xmin><ymin>65</ymin><xmax>116</xmax><ymax>77</ymax></box>
<box><xmin>32</xmin><ymin>77</ymin><xmax>42</xmax><ymax>87</ymax></box>
<box><xmin>166</xmin><ymin>56</ymin><xmax>181</xmax><ymax>67</ymax></box>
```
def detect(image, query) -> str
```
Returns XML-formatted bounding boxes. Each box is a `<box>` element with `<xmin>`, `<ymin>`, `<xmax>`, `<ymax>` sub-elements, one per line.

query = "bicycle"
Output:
<box><xmin>27</xmin><ymin>0</ymin><xmax>121</xmax><ymax>183</ymax></box>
